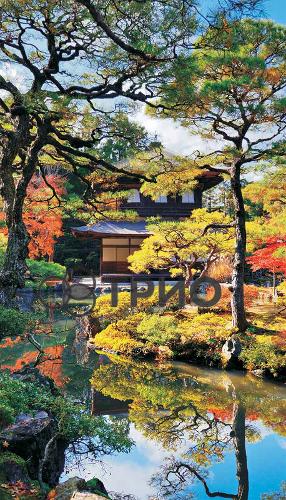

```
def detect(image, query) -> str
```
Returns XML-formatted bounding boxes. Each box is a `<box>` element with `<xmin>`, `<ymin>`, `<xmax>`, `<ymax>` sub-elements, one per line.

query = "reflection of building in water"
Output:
<box><xmin>91</xmin><ymin>389</ymin><xmax>131</xmax><ymax>416</ymax></box>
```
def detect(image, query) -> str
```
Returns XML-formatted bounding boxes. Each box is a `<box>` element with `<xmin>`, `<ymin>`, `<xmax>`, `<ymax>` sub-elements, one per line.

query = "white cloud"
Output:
<box><xmin>0</xmin><ymin>62</ymin><xmax>29</xmax><ymax>99</ymax></box>
<box><xmin>278</xmin><ymin>439</ymin><xmax>286</xmax><ymax>449</ymax></box>
<box><xmin>60</xmin><ymin>424</ymin><xmax>175</xmax><ymax>498</ymax></box>
<box><xmin>132</xmin><ymin>106</ymin><xmax>222</xmax><ymax>156</ymax></box>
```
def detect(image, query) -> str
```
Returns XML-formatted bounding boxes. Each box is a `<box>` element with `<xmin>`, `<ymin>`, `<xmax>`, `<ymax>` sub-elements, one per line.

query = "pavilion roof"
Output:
<box><xmin>71</xmin><ymin>220</ymin><xmax>149</xmax><ymax>238</ymax></box>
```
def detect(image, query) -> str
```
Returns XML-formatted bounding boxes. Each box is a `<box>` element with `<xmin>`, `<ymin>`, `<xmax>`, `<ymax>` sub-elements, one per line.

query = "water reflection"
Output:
<box><xmin>1</xmin><ymin>303</ymin><xmax>285</xmax><ymax>499</ymax></box>
<box><xmin>90</xmin><ymin>358</ymin><xmax>286</xmax><ymax>499</ymax></box>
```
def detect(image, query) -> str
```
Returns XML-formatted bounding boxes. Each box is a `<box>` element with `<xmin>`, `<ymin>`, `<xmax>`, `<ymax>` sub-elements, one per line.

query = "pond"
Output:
<box><xmin>0</xmin><ymin>296</ymin><xmax>286</xmax><ymax>500</ymax></box>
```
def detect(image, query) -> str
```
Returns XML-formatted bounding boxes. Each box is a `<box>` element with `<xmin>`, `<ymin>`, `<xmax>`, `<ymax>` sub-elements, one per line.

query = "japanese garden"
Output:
<box><xmin>0</xmin><ymin>0</ymin><xmax>286</xmax><ymax>498</ymax></box>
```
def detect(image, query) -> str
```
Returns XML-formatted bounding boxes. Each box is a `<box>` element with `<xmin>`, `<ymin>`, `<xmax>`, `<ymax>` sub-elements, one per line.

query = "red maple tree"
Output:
<box><xmin>247</xmin><ymin>236</ymin><xmax>286</xmax><ymax>275</ymax></box>
<box><xmin>0</xmin><ymin>174</ymin><xmax>65</xmax><ymax>260</ymax></box>
<box><xmin>247</xmin><ymin>236</ymin><xmax>286</xmax><ymax>296</ymax></box>
<box><xmin>24</xmin><ymin>175</ymin><xmax>65</xmax><ymax>260</ymax></box>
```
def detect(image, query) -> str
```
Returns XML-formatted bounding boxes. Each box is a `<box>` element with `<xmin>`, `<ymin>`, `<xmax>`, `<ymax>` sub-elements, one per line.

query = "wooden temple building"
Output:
<box><xmin>71</xmin><ymin>171</ymin><xmax>222</xmax><ymax>277</ymax></box>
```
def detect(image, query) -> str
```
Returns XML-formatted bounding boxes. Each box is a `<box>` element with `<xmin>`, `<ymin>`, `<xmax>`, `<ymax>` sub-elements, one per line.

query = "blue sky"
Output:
<box><xmin>202</xmin><ymin>0</ymin><xmax>286</xmax><ymax>24</ymax></box>
<box><xmin>263</xmin><ymin>0</ymin><xmax>286</xmax><ymax>24</ymax></box>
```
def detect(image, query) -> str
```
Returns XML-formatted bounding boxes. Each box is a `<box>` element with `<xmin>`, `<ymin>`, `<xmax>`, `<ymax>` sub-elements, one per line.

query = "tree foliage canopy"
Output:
<box><xmin>128</xmin><ymin>208</ymin><xmax>234</xmax><ymax>280</ymax></box>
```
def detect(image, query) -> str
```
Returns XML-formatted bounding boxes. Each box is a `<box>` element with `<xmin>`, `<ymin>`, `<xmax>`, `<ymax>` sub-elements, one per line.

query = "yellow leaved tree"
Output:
<box><xmin>128</xmin><ymin>208</ymin><xmax>234</xmax><ymax>285</ymax></box>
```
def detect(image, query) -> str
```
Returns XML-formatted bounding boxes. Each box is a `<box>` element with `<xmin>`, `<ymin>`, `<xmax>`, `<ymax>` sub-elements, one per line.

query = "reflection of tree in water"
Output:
<box><xmin>261</xmin><ymin>482</ymin><xmax>286</xmax><ymax>499</ymax></box>
<box><xmin>153</xmin><ymin>387</ymin><xmax>248</xmax><ymax>499</ymax></box>
<box><xmin>91</xmin><ymin>358</ymin><xmax>286</xmax><ymax>500</ymax></box>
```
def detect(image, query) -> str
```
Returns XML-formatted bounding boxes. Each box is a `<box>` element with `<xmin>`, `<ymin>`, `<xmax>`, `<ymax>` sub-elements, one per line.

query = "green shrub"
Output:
<box><xmin>92</xmin><ymin>287</ymin><xmax>182</xmax><ymax>328</ymax></box>
<box><xmin>277</xmin><ymin>281</ymin><xmax>286</xmax><ymax>296</ymax></box>
<box><xmin>0</xmin><ymin>405</ymin><xmax>14</xmax><ymax>429</ymax></box>
<box><xmin>0</xmin><ymin>372</ymin><xmax>132</xmax><ymax>453</ymax></box>
<box><xmin>0</xmin><ymin>249</ymin><xmax>5</xmax><ymax>269</ymax></box>
<box><xmin>93</xmin><ymin>310</ymin><xmax>232</xmax><ymax>359</ymax></box>
<box><xmin>0</xmin><ymin>254</ymin><xmax>65</xmax><ymax>281</ymax></box>
<box><xmin>0</xmin><ymin>306</ymin><xmax>37</xmax><ymax>337</ymax></box>
<box><xmin>0</xmin><ymin>255</ymin><xmax>65</xmax><ymax>289</ymax></box>
<box><xmin>27</xmin><ymin>259</ymin><xmax>65</xmax><ymax>279</ymax></box>
<box><xmin>93</xmin><ymin>312</ymin><xmax>146</xmax><ymax>355</ymax></box>
<box><xmin>137</xmin><ymin>314</ymin><xmax>181</xmax><ymax>347</ymax></box>
<box><xmin>92</xmin><ymin>291</ymin><xmax>132</xmax><ymax>324</ymax></box>
<box><xmin>182</xmin><ymin>312</ymin><xmax>231</xmax><ymax>343</ymax></box>
<box><xmin>25</xmin><ymin>259</ymin><xmax>66</xmax><ymax>289</ymax></box>
<box><xmin>240</xmin><ymin>342</ymin><xmax>286</xmax><ymax>376</ymax></box>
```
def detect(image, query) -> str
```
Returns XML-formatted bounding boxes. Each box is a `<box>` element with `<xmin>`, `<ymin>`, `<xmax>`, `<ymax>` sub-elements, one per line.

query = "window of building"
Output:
<box><xmin>102</xmin><ymin>237</ymin><xmax>144</xmax><ymax>263</ymax></box>
<box><xmin>182</xmin><ymin>191</ymin><xmax>195</xmax><ymax>203</ymax></box>
<box><xmin>127</xmin><ymin>190</ymin><xmax>140</xmax><ymax>203</ymax></box>
<box><xmin>117</xmin><ymin>247</ymin><xmax>130</xmax><ymax>261</ymax></box>
<box><xmin>155</xmin><ymin>195</ymin><xmax>167</xmax><ymax>203</ymax></box>
<box><xmin>102</xmin><ymin>247</ymin><xmax>116</xmax><ymax>262</ymax></box>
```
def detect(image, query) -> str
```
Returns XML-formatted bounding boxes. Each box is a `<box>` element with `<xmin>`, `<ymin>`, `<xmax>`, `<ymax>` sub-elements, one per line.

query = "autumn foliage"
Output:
<box><xmin>208</xmin><ymin>257</ymin><xmax>233</xmax><ymax>282</ymax></box>
<box><xmin>1</xmin><ymin>345</ymin><xmax>67</xmax><ymax>388</ymax></box>
<box><xmin>0</xmin><ymin>174</ymin><xmax>64</xmax><ymax>260</ymax></box>
<box><xmin>247</xmin><ymin>236</ymin><xmax>286</xmax><ymax>275</ymax></box>
<box><xmin>24</xmin><ymin>175</ymin><xmax>64</xmax><ymax>260</ymax></box>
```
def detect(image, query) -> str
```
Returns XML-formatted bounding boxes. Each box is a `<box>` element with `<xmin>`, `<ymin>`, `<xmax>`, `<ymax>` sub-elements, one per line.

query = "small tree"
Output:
<box><xmin>0</xmin><ymin>174</ymin><xmax>64</xmax><ymax>261</ymax></box>
<box><xmin>247</xmin><ymin>236</ymin><xmax>286</xmax><ymax>298</ymax></box>
<box><xmin>128</xmin><ymin>208</ymin><xmax>234</xmax><ymax>284</ymax></box>
<box><xmin>24</xmin><ymin>175</ymin><xmax>65</xmax><ymax>261</ymax></box>
<box><xmin>243</xmin><ymin>166</ymin><xmax>286</xmax><ymax>216</ymax></box>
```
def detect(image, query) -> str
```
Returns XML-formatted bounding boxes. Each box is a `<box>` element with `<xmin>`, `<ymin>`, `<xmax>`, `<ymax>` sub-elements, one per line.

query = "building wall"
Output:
<box><xmin>119</xmin><ymin>189</ymin><xmax>202</xmax><ymax>219</ymax></box>
<box><xmin>101</xmin><ymin>236</ymin><xmax>146</xmax><ymax>274</ymax></box>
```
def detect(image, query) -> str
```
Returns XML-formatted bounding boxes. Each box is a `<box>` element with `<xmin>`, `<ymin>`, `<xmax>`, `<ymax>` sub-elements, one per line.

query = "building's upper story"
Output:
<box><xmin>116</xmin><ymin>171</ymin><xmax>223</xmax><ymax>219</ymax></box>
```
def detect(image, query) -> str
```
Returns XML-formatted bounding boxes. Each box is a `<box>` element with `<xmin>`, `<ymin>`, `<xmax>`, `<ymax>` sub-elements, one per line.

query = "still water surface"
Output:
<box><xmin>0</xmin><ymin>301</ymin><xmax>285</xmax><ymax>499</ymax></box>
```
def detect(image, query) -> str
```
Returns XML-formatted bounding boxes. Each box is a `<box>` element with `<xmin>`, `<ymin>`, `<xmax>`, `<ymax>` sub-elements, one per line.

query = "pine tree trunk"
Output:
<box><xmin>0</xmin><ymin>106</ymin><xmax>31</xmax><ymax>305</ymax></box>
<box><xmin>0</xmin><ymin>171</ymin><xmax>31</xmax><ymax>306</ymax></box>
<box><xmin>230</xmin><ymin>164</ymin><xmax>248</xmax><ymax>331</ymax></box>
<box><xmin>0</xmin><ymin>115</ymin><xmax>48</xmax><ymax>305</ymax></box>
<box><xmin>0</xmin><ymin>199</ymin><xmax>30</xmax><ymax>306</ymax></box>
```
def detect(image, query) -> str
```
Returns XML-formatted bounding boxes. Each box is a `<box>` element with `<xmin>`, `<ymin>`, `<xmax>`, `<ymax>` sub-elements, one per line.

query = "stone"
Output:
<box><xmin>0</xmin><ymin>452</ymin><xmax>30</xmax><ymax>484</ymax></box>
<box><xmin>251</xmin><ymin>368</ymin><xmax>267</xmax><ymax>378</ymax></box>
<box><xmin>222</xmin><ymin>335</ymin><xmax>242</xmax><ymax>361</ymax></box>
<box><xmin>15</xmin><ymin>413</ymin><xmax>33</xmax><ymax>423</ymax></box>
<box><xmin>55</xmin><ymin>477</ymin><xmax>109</xmax><ymax>500</ymax></box>
<box><xmin>42</xmin><ymin>436</ymin><xmax>67</xmax><ymax>487</ymax></box>
<box><xmin>0</xmin><ymin>413</ymin><xmax>66</xmax><ymax>486</ymax></box>
<box><xmin>54</xmin><ymin>477</ymin><xmax>86</xmax><ymax>500</ymax></box>
<box><xmin>156</xmin><ymin>345</ymin><xmax>173</xmax><ymax>360</ymax></box>
<box><xmin>35</xmin><ymin>411</ymin><xmax>49</xmax><ymax>419</ymax></box>
<box><xmin>0</xmin><ymin>415</ymin><xmax>56</xmax><ymax>452</ymax></box>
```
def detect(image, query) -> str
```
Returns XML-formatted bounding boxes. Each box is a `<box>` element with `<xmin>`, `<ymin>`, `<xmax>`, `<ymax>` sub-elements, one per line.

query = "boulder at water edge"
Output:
<box><xmin>53</xmin><ymin>477</ymin><xmax>109</xmax><ymax>500</ymax></box>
